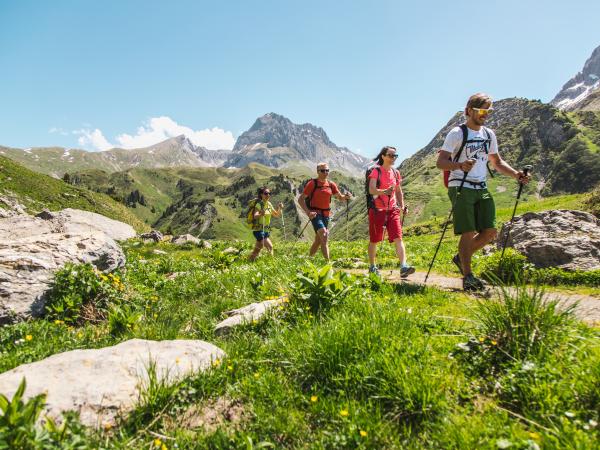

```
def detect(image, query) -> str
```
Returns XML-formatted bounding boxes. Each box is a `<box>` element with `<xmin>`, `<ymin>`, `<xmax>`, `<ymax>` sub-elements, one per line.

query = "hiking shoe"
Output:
<box><xmin>400</xmin><ymin>264</ymin><xmax>415</xmax><ymax>278</ymax></box>
<box><xmin>463</xmin><ymin>273</ymin><xmax>485</xmax><ymax>292</ymax></box>
<box><xmin>369</xmin><ymin>265</ymin><xmax>381</xmax><ymax>277</ymax></box>
<box><xmin>452</xmin><ymin>254</ymin><xmax>463</xmax><ymax>275</ymax></box>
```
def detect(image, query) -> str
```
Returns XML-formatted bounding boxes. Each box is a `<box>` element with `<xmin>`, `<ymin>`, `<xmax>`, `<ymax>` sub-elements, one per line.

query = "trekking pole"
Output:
<box><xmin>345</xmin><ymin>193</ymin><xmax>350</xmax><ymax>242</ymax></box>
<box><xmin>499</xmin><ymin>165</ymin><xmax>532</xmax><ymax>264</ymax></box>
<box><xmin>291</xmin><ymin>218</ymin><xmax>311</xmax><ymax>252</ymax></box>
<box><xmin>280</xmin><ymin>203</ymin><xmax>286</xmax><ymax>240</ymax></box>
<box><xmin>425</xmin><ymin>165</ymin><xmax>472</xmax><ymax>284</ymax></box>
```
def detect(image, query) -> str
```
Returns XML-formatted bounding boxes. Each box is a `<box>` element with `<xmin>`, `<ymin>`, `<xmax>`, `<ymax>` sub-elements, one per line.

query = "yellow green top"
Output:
<box><xmin>252</xmin><ymin>200</ymin><xmax>275</xmax><ymax>231</ymax></box>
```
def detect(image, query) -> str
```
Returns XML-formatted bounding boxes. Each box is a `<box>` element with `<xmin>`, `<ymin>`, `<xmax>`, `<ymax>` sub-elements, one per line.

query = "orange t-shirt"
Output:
<box><xmin>303</xmin><ymin>179</ymin><xmax>339</xmax><ymax>217</ymax></box>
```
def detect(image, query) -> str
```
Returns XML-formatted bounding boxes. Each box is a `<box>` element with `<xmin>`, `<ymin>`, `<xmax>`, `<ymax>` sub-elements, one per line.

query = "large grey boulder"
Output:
<box><xmin>0</xmin><ymin>210</ymin><xmax>131</xmax><ymax>323</ymax></box>
<box><xmin>0</xmin><ymin>339</ymin><xmax>225</xmax><ymax>428</ymax></box>
<box><xmin>497</xmin><ymin>210</ymin><xmax>600</xmax><ymax>270</ymax></box>
<box><xmin>35</xmin><ymin>208</ymin><xmax>136</xmax><ymax>241</ymax></box>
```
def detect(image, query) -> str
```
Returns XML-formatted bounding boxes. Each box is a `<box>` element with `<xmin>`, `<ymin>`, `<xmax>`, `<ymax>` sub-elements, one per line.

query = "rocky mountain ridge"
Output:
<box><xmin>1</xmin><ymin>113</ymin><xmax>367</xmax><ymax>178</ymax></box>
<box><xmin>551</xmin><ymin>44</ymin><xmax>600</xmax><ymax>111</ymax></box>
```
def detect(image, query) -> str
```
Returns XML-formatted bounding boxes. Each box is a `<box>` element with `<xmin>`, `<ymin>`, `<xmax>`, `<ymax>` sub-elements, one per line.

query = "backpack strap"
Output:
<box><xmin>482</xmin><ymin>127</ymin><xmax>495</xmax><ymax>178</ymax></box>
<box><xmin>453</xmin><ymin>124</ymin><xmax>469</xmax><ymax>163</ymax></box>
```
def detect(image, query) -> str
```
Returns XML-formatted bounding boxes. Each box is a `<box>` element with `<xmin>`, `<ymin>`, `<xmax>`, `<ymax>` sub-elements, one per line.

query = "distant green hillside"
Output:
<box><xmin>67</xmin><ymin>164</ymin><xmax>363</xmax><ymax>241</ymax></box>
<box><xmin>0</xmin><ymin>155</ymin><xmax>148</xmax><ymax>232</ymax></box>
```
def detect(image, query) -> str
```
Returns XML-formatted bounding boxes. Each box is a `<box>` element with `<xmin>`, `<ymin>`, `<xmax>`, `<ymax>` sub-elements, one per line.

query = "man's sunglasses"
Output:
<box><xmin>319</xmin><ymin>169</ymin><xmax>330</xmax><ymax>173</ymax></box>
<box><xmin>386</xmin><ymin>154</ymin><xmax>398</xmax><ymax>159</ymax></box>
<box><xmin>472</xmin><ymin>107</ymin><xmax>494</xmax><ymax>116</ymax></box>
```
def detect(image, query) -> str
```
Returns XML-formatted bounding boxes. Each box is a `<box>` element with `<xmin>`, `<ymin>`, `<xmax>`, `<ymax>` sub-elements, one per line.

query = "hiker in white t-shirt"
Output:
<box><xmin>436</xmin><ymin>93</ymin><xmax>531</xmax><ymax>291</ymax></box>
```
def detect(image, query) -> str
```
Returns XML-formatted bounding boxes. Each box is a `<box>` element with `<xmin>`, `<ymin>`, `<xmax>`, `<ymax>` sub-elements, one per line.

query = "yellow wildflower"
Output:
<box><xmin>491</xmin><ymin>340</ymin><xmax>498</xmax><ymax>346</ymax></box>
<box><xmin>529</xmin><ymin>432</ymin><xmax>541</xmax><ymax>440</ymax></box>
<box><xmin>340</xmin><ymin>409</ymin><xmax>349</xmax><ymax>417</ymax></box>
<box><xmin>227</xmin><ymin>365</ymin><xmax>233</xmax><ymax>371</ymax></box>
<box><xmin>310</xmin><ymin>395</ymin><xmax>318</xmax><ymax>403</ymax></box>
<box><xmin>478</xmin><ymin>337</ymin><xmax>485</xmax><ymax>343</ymax></box>
<box><xmin>212</xmin><ymin>358</ymin><xmax>221</xmax><ymax>367</ymax></box>
<box><xmin>25</xmin><ymin>335</ymin><xmax>33</xmax><ymax>341</ymax></box>
<box><xmin>77</xmin><ymin>332</ymin><xmax>83</xmax><ymax>339</ymax></box>
<box><xmin>254</xmin><ymin>372</ymin><xmax>260</xmax><ymax>378</ymax></box>
<box><xmin>161</xmin><ymin>444</ymin><xmax>167</xmax><ymax>450</ymax></box>
<box><xmin>175</xmin><ymin>358</ymin><xmax>180</xmax><ymax>364</ymax></box>
<box><xmin>153</xmin><ymin>438</ymin><xmax>162</xmax><ymax>447</ymax></box>
<box><xmin>360</xmin><ymin>430</ymin><xmax>368</xmax><ymax>437</ymax></box>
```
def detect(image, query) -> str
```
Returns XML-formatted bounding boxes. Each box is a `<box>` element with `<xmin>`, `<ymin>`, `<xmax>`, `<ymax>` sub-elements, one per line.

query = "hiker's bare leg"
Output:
<box><xmin>309</xmin><ymin>234</ymin><xmax>320</xmax><ymax>256</ymax></box>
<box><xmin>264</xmin><ymin>238</ymin><xmax>274</xmax><ymax>255</ymax></box>
<box><xmin>318</xmin><ymin>228</ymin><xmax>330</xmax><ymax>261</ymax></box>
<box><xmin>393</xmin><ymin>238</ymin><xmax>407</xmax><ymax>265</ymax></box>
<box><xmin>249</xmin><ymin>240</ymin><xmax>264</xmax><ymax>262</ymax></box>
<box><xmin>368</xmin><ymin>241</ymin><xmax>378</xmax><ymax>266</ymax></box>
<box><xmin>459</xmin><ymin>228</ymin><xmax>497</xmax><ymax>274</ymax></box>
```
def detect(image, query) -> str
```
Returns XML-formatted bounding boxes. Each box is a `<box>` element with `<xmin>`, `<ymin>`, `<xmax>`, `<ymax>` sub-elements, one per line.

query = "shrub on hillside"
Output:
<box><xmin>477</xmin><ymin>248</ymin><xmax>530</xmax><ymax>284</ymax></box>
<box><xmin>45</xmin><ymin>263</ymin><xmax>124</xmax><ymax>324</ymax></box>
<box><xmin>288</xmin><ymin>264</ymin><xmax>356</xmax><ymax>317</ymax></box>
<box><xmin>454</xmin><ymin>285</ymin><xmax>575</xmax><ymax>376</ymax></box>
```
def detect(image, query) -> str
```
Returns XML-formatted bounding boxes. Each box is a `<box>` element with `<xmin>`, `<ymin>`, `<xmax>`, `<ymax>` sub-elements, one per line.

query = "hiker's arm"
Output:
<box><xmin>368</xmin><ymin>178</ymin><xmax>393</xmax><ymax>196</ymax></box>
<box><xmin>395</xmin><ymin>185</ymin><xmax>405</xmax><ymax>210</ymax></box>
<box><xmin>297</xmin><ymin>194</ymin><xmax>317</xmax><ymax>218</ymax></box>
<box><xmin>334</xmin><ymin>192</ymin><xmax>351</xmax><ymax>201</ymax></box>
<box><xmin>488</xmin><ymin>154</ymin><xmax>529</xmax><ymax>183</ymax></box>
<box><xmin>436</xmin><ymin>151</ymin><xmax>474</xmax><ymax>171</ymax></box>
<box><xmin>271</xmin><ymin>203</ymin><xmax>284</xmax><ymax>217</ymax></box>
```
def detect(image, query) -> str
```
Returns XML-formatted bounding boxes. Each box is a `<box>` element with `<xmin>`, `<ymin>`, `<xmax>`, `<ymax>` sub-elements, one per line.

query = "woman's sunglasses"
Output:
<box><xmin>319</xmin><ymin>169</ymin><xmax>330</xmax><ymax>173</ymax></box>
<box><xmin>386</xmin><ymin>154</ymin><xmax>398</xmax><ymax>159</ymax></box>
<box><xmin>262</xmin><ymin>192</ymin><xmax>271</xmax><ymax>196</ymax></box>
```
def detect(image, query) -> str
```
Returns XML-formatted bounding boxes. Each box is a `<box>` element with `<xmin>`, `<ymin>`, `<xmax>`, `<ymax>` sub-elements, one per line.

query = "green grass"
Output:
<box><xmin>0</xmin><ymin>240</ymin><xmax>598</xmax><ymax>448</ymax></box>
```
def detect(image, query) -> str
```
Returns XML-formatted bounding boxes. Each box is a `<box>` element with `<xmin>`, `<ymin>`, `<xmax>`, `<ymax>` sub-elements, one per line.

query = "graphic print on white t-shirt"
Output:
<box><xmin>441</xmin><ymin>126</ymin><xmax>498</xmax><ymax>187</ymax></box>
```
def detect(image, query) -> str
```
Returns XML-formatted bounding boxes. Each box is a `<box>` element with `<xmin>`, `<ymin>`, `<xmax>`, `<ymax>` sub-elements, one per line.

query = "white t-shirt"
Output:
<box><xmin>440</xmin><ymin>125</ymin><xmax>498</xmax><ymax>188</ymax></box>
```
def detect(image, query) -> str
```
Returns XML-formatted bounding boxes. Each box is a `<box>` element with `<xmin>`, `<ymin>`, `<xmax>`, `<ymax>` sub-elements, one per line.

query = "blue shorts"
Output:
<box><xmin>253</xmin><ymin>230</ymin><xmax>270</xmax><ymax>241</ymax></box>
<box><xmin>311</xmin><ymin>214</ymin><xmax>329</xmax><ymax>231</ymax></box>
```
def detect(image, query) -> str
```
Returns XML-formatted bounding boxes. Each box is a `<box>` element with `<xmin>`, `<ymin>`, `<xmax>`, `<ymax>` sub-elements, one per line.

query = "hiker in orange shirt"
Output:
<box><xmin>298</xmin><ymin>162</ymin><xmax>351</xmax><ymax>261</ymax></box>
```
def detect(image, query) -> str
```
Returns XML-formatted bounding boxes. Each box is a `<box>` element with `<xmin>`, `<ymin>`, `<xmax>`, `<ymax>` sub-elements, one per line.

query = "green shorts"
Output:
<box><xmin>448</xmin><ymin>187</ymin><xmax>496</xmax><ymax>235</ymax></box>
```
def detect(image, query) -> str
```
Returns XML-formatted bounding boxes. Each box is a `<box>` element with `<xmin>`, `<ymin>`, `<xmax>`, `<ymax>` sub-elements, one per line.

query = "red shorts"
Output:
<box><xmin>369</xmin><ymin>208</ymin><xmax>402</xmax><ymax>243</ymax></box>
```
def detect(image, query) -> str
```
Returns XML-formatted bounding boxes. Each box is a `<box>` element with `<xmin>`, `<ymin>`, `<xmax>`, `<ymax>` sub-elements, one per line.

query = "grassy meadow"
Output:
<box><xmin>1</xmin><ymin>234</ymin><xmax>599</xmax><ymax>449</ymax></box>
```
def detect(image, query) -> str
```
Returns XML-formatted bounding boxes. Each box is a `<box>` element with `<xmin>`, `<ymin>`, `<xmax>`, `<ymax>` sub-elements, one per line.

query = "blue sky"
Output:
<box><xmin>1</xmin><ymin>0</ymin><xmax>599</xmax><ymax>159</ymax></box>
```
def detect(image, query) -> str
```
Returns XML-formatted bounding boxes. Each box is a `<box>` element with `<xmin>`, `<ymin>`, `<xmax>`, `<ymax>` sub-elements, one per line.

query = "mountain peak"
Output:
<box><xmin>551</xmin><ymin>44</ymin><xmax>600</xmax><ymax>111</ymax></box>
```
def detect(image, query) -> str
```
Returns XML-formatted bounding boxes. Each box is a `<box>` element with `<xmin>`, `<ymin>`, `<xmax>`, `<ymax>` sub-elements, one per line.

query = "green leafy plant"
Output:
<box><xmin>0</xmin><ymin>378</ymin><xmax>46</xmax><ymax>448</ymax></box>
<box><xmin>289</xmin><ymin>263</ymin><xmax>355</xmax><ymax>316</ymax></box>
<box><xmin>108</xmin><ymin>304</ymin><xmax>141</xmax><ymax>336</ymax></box>
<box><xmin>45</xmin><ymin>263</ymin><xmax>123</xmax><ymax>324</ymax></box>
<box><xmin>477</xmin><ymin>248</ymin><xmax>530</xmax><ymax>284</ymax></box>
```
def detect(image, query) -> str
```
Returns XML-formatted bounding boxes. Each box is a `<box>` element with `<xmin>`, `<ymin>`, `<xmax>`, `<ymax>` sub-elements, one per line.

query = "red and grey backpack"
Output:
<box><xmin>443</xmin><ymin>124</ymin><xmax>493</xmax><ymax>187</ymax></box>
<box><xmin>365</xmin><ymin>166</ymin><xmax>400</xmax><ymax>210</ymax></box>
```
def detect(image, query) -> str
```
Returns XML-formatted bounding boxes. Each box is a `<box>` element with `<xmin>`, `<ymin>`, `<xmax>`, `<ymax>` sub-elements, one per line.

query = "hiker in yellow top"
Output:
<box><xmin>249</xmin><ymin>186</ymin><xmax>284</xmax><ymax>262</ymax></box>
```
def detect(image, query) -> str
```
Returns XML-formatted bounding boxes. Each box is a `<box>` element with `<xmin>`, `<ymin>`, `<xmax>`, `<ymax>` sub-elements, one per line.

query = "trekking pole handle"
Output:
<box><xmin>516</xmin><ymin>165</ymin><xmax>532</xmax><ymax>199</ymax></box>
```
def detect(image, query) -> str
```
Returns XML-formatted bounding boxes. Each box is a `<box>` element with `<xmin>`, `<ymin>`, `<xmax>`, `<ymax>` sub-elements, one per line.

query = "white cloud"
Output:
<box><xmin>115</xmin><ymin>116</ymin><xmax>235</xmax><ymax>150</ymax></box>
<box><xmin>75</xmin><ymin>128</ymin><xmax>114</xmax><ymax>151</ymax></box>
<box><xmin>71</xmin><ymin>116</ymin><xmax>235</xmax><ymax>152</ymax></box>
<box><xmin>49</xmin><ymin>127</ymin><xmax>69</xmax><ymax>136</ymax></box>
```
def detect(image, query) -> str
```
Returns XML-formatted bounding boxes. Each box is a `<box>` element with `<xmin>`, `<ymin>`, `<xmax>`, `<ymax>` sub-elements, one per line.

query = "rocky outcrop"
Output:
<box><xmin>214</xmin><ymin>296</ymin><xmax>287</xmax><ymax>335</ymax></box>
<box><xmin>140</xmin><ymin>230</ymin><xmax>163</xmax><ymax>243</ymax></box>
<box><xmin>0</xmin><ymin>339</ymin><xmax>225</xmax><ymax>428</ymax></box>
<box><xmin>0</xmin><ymin>209</ymin><xmax>133</xmax><ymax>323</ymax></box>
<box><xmin>551</xmin><ymin>44</ymin><xmax>600</xmax><ymax>111</ymax></box>
<box><xmin>35</xmin><ymin>208</ymin><xmax>136</xmax><ymax>241</ymax></box>
<box><xmin>171</xmin><ymin>234</ymin><xmax>200</xmax><ymax>245</ymax></box>
<box><xmin>0</xmin><ymin>193</ymin><xmax>27</xmax><ymax>218</ymax></box>
<box><xmin>497</xmin><ymin>210</ymin><xmax>600</xmax><ymax>270</ymax></box>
